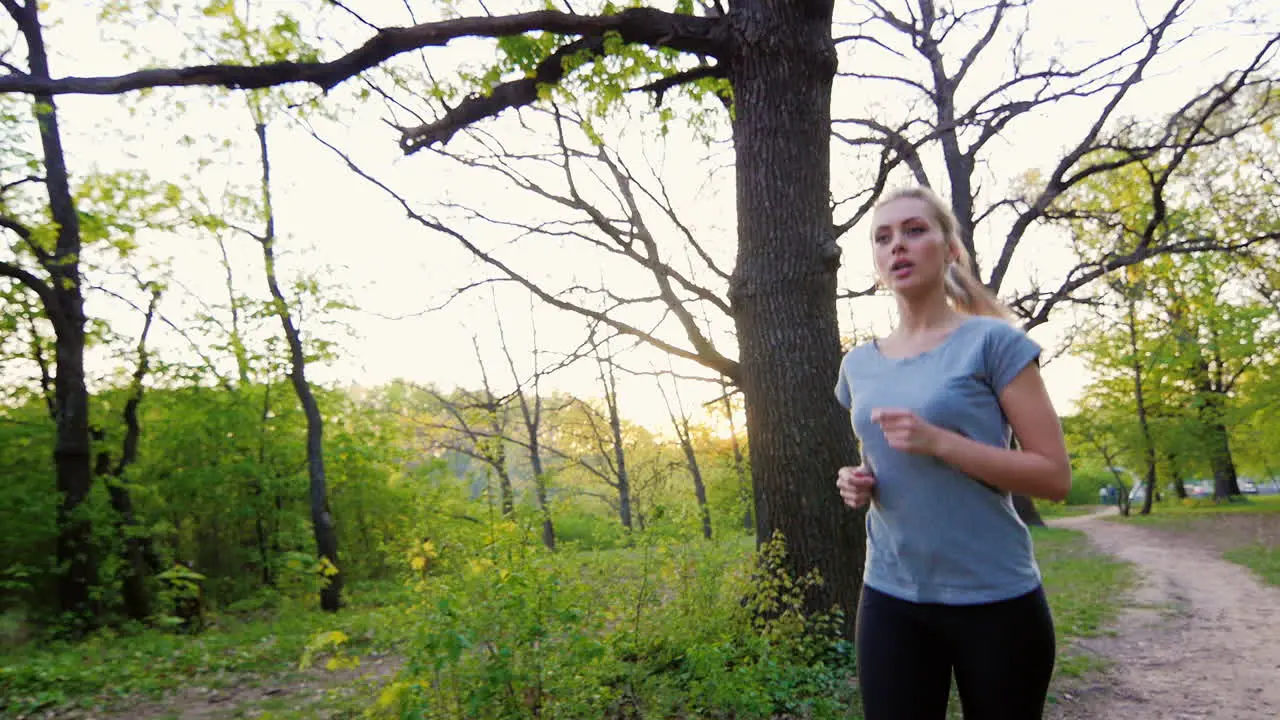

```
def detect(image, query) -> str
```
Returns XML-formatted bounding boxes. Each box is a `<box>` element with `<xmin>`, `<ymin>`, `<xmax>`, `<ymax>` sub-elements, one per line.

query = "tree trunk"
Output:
<box><xmin>1167</xmin><ymin>452</ymin><xmax>1188</xmax><ymax>499</ymax></box>
<box><xmin>727</xmin><ymin>0</ymin><xmax>863</xmax><ymax>636</ymax></box>
<box><xmin>1127</xmin><ymin>296</ymin><xmax>1159</xmax><ymax>515</ymax></box>
<box><xmin>527</xmin><ymin>441</ymin><xmax>555</xmax><ymax>551</ymax></box>
<box><xmin>1012</xmin><ymin>494</ymin><xmax>1045</xmax><ymax>527</ymax></box>
<box><xmin>676</xmin><ymin>420</ymin><xmax>713</xmax><ymax>540</ymax></box>
<box><xmin>255</xmin><ymin>121</ymin><xmax>341</xmax><ymax>611</ymax></box>
<box><xmin>493</xmin><ymin>439</ymin><xmax>515</xmax><ymax>517</ymax></box>
<box><xmin>720</xmin><ymin>386</ymin><xmax>753</xmax><ymax>532</ymax></box>
<box><xmin>1207</xmin><ymin>419</ymin><xmax>1240</xmax><ymax>500</ymax></box>
<box><xmin>102</xmin><ymin>290</ymin><xmax>161</xmax><ymax>621</ymax></box>
<box><xmin>16</xmin><ymin>3</ymin><xmax>97</xmax><ymax>629</ymax></box>
<box><xmin>595</xmin><ymin>353</ymin><xmax>633</xmax><ymax>531</ymax></box>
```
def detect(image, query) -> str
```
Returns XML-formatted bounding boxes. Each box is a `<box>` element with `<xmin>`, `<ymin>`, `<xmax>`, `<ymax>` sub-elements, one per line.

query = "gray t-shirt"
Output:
<box><xmin>835</xmin><ymin>315</ymin><xmax>1043</xmax><ymax>605</ymax></box>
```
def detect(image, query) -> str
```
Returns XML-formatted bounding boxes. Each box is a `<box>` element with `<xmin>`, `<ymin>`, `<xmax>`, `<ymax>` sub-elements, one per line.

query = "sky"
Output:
<box><xmin>8</xmin><ymin>0</ymin><xmax>1277</xmax><ymax>431</ymax></box>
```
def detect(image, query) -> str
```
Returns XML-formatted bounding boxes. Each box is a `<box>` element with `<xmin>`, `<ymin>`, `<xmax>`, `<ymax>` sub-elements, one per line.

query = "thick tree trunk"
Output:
<box><xmin>1207</xmin><ymin>419</ymin><xmax>1240</xmax><ymax>500</ymax></box>
<box><xmin>256</xmin><ymin>121</ymin><xmax>342</xmax><ymax>611</ymax></box>
<box><xmin>727</xmin><ymin>0</ymin><xmax>864</xmax><ymax>636</ymax></box>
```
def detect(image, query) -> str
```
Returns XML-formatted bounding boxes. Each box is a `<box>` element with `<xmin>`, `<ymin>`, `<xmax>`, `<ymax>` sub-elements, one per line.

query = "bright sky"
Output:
<box><xmin>11</xmin><ymin>0</ymin><xmax>1276</xmax><ymax>431</ymax></box>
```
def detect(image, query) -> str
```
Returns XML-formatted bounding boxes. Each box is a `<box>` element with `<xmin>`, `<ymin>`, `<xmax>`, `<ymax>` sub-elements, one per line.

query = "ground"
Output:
<box><xmin>9</xmin><ymin>503</ymin><xmax>1277</xmax><ymax>719</ymax></box>
<box><xmin>1047</xmin><ymin>506</ymin><xmax>1280</xmax><ymax>720</ymax></box>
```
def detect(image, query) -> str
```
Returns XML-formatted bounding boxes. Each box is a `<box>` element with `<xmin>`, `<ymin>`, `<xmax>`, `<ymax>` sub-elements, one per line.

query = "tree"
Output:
<box><xmin>493</xmin><ymin>294</ymin><xmax>560</xmax><ymax>551</ymax></box>
<box><xmin>658</xmin><ymin>372</ymin><xmax>713</xmax><ymax>540</ymax></box>
<box><xmin>250</xmin><ymin>117</ymin><xmax>343</xmax><ymax>610</ymax></box>
<box><xmin>0</xmin><ymin>2</ymin><xmax>113</xmax><ymax>628</ymax></box>
<box><xmin>6</xmin><ymin>0</ymin><xmax>1274</xmax><ymax>633</ymax></box>
<box><xmin>96</xmin><ymin>285</ymin><xmax>163</xmax><ymax>620</ymax></box>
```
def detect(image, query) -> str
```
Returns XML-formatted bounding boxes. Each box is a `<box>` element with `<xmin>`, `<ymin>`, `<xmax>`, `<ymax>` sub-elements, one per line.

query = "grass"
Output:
<box><xmin>0</xmin><ymin>530</ymin><xmax>1131</xmax><ymax>720</ymax></box>
<box><xmin>0</xmin><ymin>583</ymin><xmax>412</xmax><ymax>717</ymax></box>
<box><xmin>1117</xmin><ymin>492</ymin><xmax>1280</xmax><ymax>527</ymax></box>
<box><xmin>1033</xmin><ymin>527</ymin><xmax>1135</xmax><ymax>681</ymax></box>
<box><xmin>1108</xmin><ymin>494</ymin><xmax>1280</xmax><ymax>585</ymax></box>
<box><xmin>1033</xmin><ymin>502</ymin><xmax>1101</xmax><ymax>519</ymax></box>
<box><xmin>1223</xmin><ymin>546</ymin><xmax>1280</xmax><ymax>587</ymax></box>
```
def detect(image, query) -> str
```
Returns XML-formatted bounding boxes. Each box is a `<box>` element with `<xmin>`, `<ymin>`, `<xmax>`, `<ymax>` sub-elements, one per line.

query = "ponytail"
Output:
<box><xmin>877</xmin><ymin>186</ymin><xmax>1010</xmax><ymax>319</ymax></box>
<box><xmin>945</xmin><ymin>252</ymin><xmax>1009</xmax><ymax>319</ymax></box>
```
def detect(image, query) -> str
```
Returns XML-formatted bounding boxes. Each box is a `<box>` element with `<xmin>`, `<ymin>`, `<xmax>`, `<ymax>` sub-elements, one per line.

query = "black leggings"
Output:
<box><xmin>855</xmin><ymin>585</ymin><xmax>1056</xmax><ymax>720</ymax></box>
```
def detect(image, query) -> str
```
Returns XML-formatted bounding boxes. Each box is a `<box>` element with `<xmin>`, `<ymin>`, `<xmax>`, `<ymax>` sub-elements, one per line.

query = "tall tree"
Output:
<box><xmin>249</xmin><ymin>116</ymin><xmax>343</xmax><ymax>610</ymax></box>
<box><xmin>98</xmin><ymin>284</ymin><xmax>163</xmax><ymax>620</ymax></box>
<box><xmin>0</xmin><ymin>1</ymin><xmax>99</xmax><ymax>629</ymax></box>
<box><xmin>7</xmin><ymin>0</ymin><xmax>1275</xmax><ymax>631</ymax></box>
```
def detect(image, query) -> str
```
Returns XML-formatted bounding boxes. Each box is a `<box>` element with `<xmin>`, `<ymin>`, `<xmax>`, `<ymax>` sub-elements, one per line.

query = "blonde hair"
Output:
<box><xmin>875</xmin><ymin>186</ymin><xmax>1009</xmax><ymax>319</ymax></box>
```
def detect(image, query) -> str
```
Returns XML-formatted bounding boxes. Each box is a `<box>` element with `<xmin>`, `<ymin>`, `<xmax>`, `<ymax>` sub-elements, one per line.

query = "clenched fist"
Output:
<box><xmin>871</xmin><ymin>407</ymin><xmax>943</xmax><ymax>456</ymax></box>
<box><xmin>837</xmin><ymin>465</ymin><xmax>876</xmax><ymax>509</ymax></box>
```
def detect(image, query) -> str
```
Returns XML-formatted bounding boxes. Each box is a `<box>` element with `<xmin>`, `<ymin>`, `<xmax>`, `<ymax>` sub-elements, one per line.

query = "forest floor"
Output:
<box><xmin>1047</xmin><ymin>500</ymin><xmax>1280</xmax><ymax>720</ymax></box>
<box><xmin>9</xmin><ymin>500</ymin><xmax>1276</xmax><ymax>720</ymax></box>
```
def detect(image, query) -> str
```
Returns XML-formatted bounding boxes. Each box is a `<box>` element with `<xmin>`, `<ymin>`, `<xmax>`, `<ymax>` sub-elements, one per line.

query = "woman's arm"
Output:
<box><xmin>871</xmin><ymin>363</ymin><xmax>1071</xmax><ymax>501</ymax></box>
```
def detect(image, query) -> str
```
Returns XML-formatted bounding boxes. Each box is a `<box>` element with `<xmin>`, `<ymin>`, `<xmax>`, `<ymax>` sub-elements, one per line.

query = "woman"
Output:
<box><xmin>834</xmin><ymin>186</ymin><xmax>1071</xmax><ymax>720</ymax></box>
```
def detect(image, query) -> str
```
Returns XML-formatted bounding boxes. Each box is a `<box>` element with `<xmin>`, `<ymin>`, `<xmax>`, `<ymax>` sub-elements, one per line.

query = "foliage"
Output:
<box><xmin>0</xmin><ymin>519</ymin><xmax>1132</xmax><ymax>719</ymax></box>
<box><xmin>0</xmin><ymin>583</ymin><xmax>409</xmax><ymax>716</ymax></box>
<box><xmin>378</xmin><ymin>527</ymin><xmax>859</xmax><ymax>720</ymax></box>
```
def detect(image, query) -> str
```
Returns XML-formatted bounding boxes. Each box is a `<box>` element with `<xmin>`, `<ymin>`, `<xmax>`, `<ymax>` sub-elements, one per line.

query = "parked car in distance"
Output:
<box><xmin>1239</xmin><ymin>478</ymin><xmax>1258</xmax><ymax>494</ymax></box>
<box><xmin>1182</xmin><ymin>481</ymin><xmax>1211</xmax><ymax>498</ymax></box>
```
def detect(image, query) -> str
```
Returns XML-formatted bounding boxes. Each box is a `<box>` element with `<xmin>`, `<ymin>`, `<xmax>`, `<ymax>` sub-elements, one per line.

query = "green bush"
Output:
<box><xmin>1066</xmin><ymin>466</ymin><xmax>1114</xmax><ymax>505</ymax></box>
<box><xmin>381</xmin><ymin>531</ymin><xmax>857</xmax><ymax>720</ymax></box>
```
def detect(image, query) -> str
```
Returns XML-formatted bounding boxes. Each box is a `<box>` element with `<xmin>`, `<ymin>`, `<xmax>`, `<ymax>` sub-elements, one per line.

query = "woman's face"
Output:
<box><xmin>871</xmin><ymin>197</ymin><xmax>957</xmax><ymax>297</ymax></box>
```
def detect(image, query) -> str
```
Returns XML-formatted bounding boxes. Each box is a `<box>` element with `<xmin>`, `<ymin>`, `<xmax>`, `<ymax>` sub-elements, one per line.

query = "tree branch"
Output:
<box><xmin>0</xmin><ymin>258</ymin><xmax>53</xmax><ymax>311</ymax></box>
<box><xmin>399</xmin><ymin>35</ymin><xmax>604</xmax><ymax>152</ymax></box>
<box><xmin>628</xmin><ymin>62</ymin><xmax>726</xmax><ymax>106</ymax></box>
<box><xmin>0</xmin><ymin>8</ymin><xmax>725</xmax><ymax>96</ymax></box>
<box><xmin>987</xmin><ymin>0</ymin><xmax>1192</xmax><ymax>291</ymax></box>
<box><xmin>310</xmin><ymin>129</ymin><xmax>740</xmax><ymax>381</ymax></box>
<box><xmin>1015</xmin><ymin>231</ymin><xmax>1280</xmax><ymax>331</ymax></box>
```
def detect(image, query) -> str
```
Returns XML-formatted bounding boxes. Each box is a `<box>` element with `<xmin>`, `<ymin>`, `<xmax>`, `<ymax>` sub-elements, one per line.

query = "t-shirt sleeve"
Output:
<box><xmin>835</xmin><ymin>355</ymin><xmax>852</xmax><ymax>409</ymax></box>
<box><xmin>984</xmin><ymin>322</ymin><xmax>1042</xmax><ymax>393</ymax></box>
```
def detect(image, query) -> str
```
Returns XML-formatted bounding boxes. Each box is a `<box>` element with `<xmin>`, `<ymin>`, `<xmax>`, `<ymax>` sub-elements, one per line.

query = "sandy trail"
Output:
<box><xmin>1047</xmin><ymin>508</ymin><xmax>1280</xmax><ymax>719</ymax></box>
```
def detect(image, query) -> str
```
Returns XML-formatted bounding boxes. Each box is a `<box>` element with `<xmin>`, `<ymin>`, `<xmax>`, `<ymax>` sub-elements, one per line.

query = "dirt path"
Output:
<box><xmin>1047</xmin><ymin>508</ymin><xmax>1280</xmax><ymax>720</ymax></box>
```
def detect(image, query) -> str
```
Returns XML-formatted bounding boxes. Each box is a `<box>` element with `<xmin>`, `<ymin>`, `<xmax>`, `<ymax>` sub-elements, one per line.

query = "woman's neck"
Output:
<box><xmin>894</xmin><ymin>290</ymin><xmax>961</xmax><ymax>335</ymax></box>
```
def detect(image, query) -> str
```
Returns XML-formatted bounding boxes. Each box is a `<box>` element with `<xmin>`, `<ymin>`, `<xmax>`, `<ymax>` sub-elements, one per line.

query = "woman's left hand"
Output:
<box><xmin>871</xmin><ymin>408</ymin><xmax>946</xmax><ymax>456</ymax></box>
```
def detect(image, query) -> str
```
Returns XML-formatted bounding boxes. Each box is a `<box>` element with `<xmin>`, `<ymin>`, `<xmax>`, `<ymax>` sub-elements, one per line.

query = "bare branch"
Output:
<box><xmin>1015</xmin><ymin>231</ymin><xmax>1280</xmax><ymax>331</ymax></box>
<box><xmin>987</xmin><ymin>0</ymin><xmax>1194</xmax><ymax>290</ymax></box>
<box><xmin>328</xmin><ymin>0</ymin><xmax>383</xmax><ymax>32</ymax></box>
<box><xmin>309</xmin><ymin>128</ymin><xmax>740</xmax><ymax>381</ymax></box>
<box><xmin>0</xmin><ymin>1</ymin><xmax>25</xmax><ymax>24</ymax></box>
<box><xmin>951</xmin><ymin>0</ymin><xmax>1016</xmax><ymax>88</ymax></box>
<box><xmin>0</xmin><ymin>174</ymin><xmax>41</xmax><ymax>196</ymax></box>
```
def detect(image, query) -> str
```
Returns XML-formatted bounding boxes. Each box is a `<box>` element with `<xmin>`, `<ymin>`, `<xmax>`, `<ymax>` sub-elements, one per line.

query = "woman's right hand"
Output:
<box><xmin>837</xmin><ymin>465</ymin><xmax>876</xmax><ymax>509</ymax></box>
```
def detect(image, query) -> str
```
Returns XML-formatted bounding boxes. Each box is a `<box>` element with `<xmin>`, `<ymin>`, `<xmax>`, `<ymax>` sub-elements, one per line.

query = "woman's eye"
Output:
<box><xmin>874</xmin><ymin>234</ymin><xmax>890</xmax><ymax>244</ymax></box>
<box><xmin>906</xmin><ymin>226</ymin><xmax>926</xmax><ymax>235</ymax></box>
